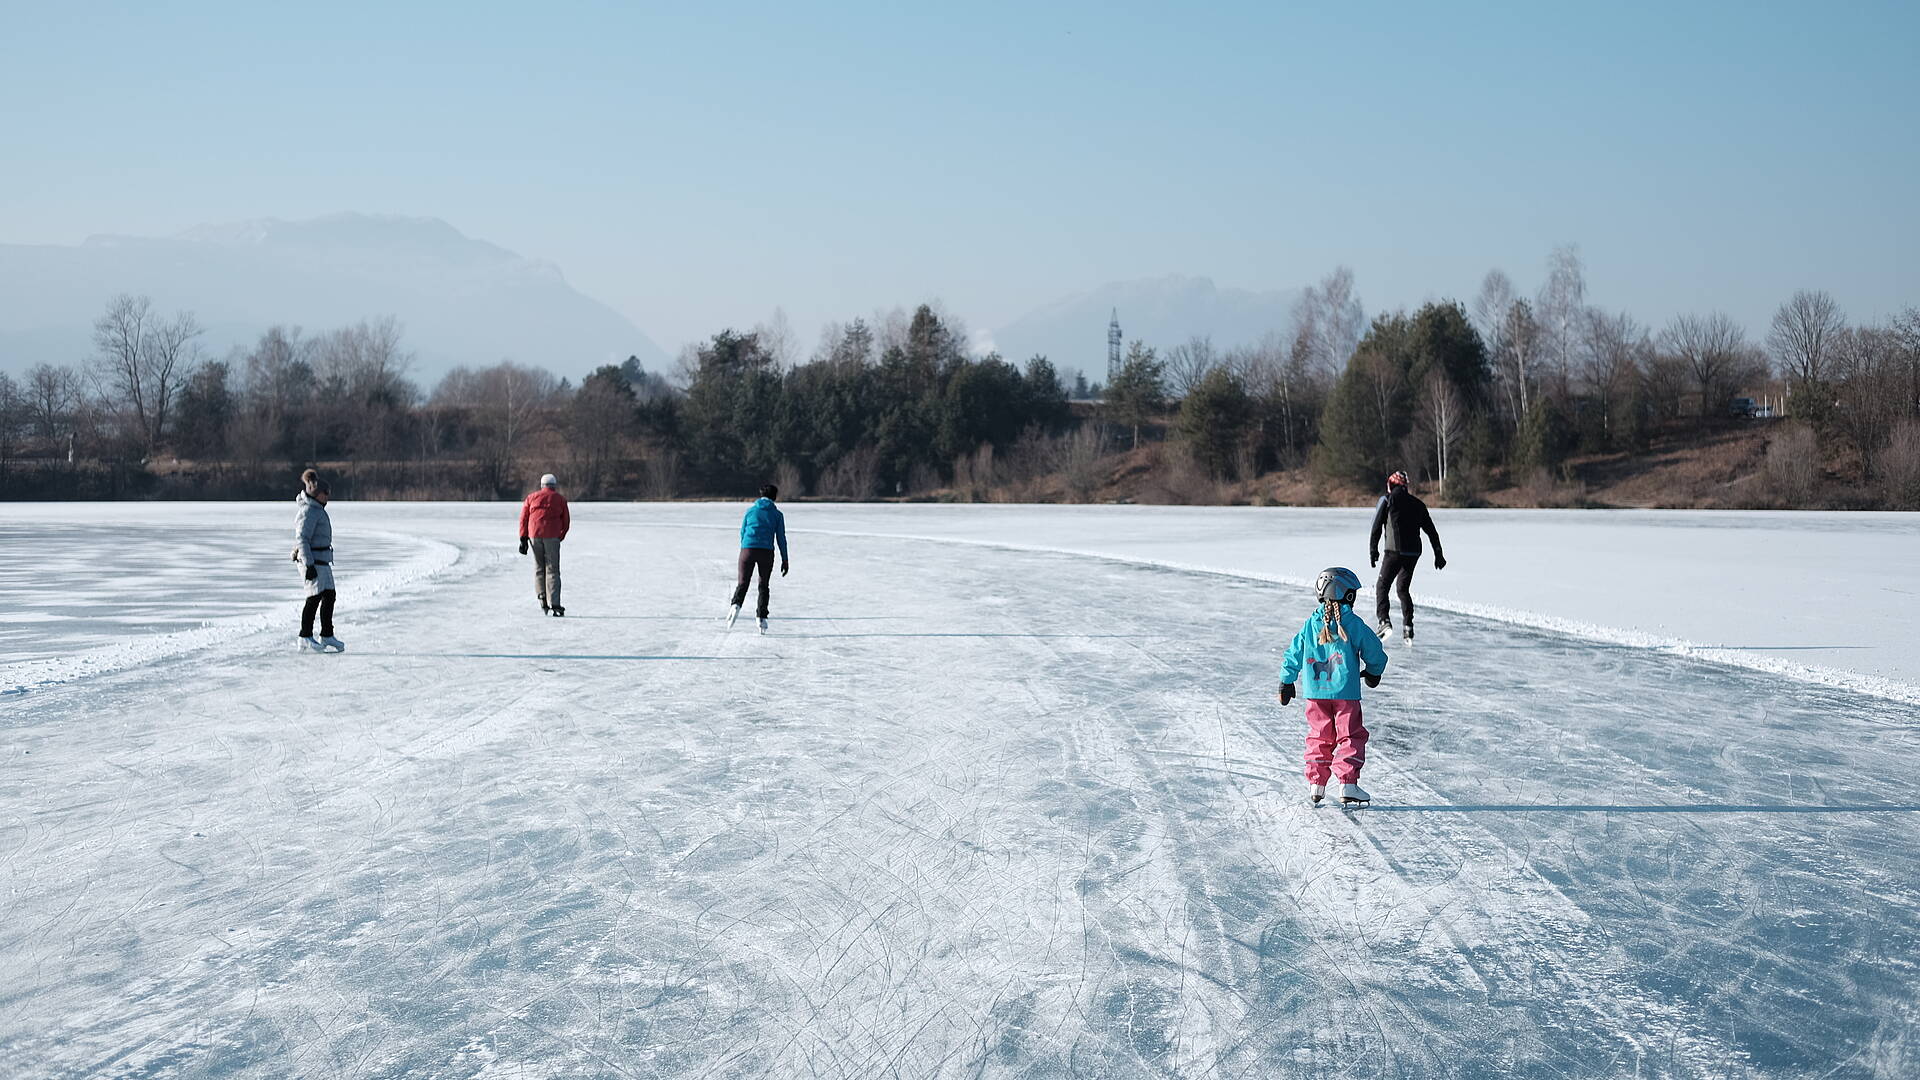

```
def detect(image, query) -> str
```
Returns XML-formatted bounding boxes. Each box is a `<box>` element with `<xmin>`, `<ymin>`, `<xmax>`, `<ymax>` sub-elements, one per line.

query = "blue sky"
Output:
<box><xmin>3</xmin><ymin>0</ymin><xmax>1915</xmax><ymax>352</ymax></box>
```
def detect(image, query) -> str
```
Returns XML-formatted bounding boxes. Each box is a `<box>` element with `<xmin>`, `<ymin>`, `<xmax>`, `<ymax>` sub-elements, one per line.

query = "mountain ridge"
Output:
<box><xmin>0</xmin><ymin>213</ymin><xmax>668</xmax><ymax>382</ymax></box>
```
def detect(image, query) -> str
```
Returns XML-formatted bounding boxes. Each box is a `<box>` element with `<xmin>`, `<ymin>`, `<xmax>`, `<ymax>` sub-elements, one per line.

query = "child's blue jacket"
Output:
<box><xmin>1280</xmin><ymin>606</ymin><xmax>1388</xmax><ymax>701</ymax></box>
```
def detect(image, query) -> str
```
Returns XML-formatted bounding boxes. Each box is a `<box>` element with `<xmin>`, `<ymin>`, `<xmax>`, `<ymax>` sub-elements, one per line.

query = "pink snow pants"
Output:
<box><xmin>1304</xmin><ymin>699</ymin><xmax>1368</xmax><ymax>785</ymax></box>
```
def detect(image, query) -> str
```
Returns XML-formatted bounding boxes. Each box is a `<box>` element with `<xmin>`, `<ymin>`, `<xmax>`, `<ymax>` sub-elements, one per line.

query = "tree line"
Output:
<box><xmin>3</xmin><ymin>253</ymin><xmax>1916</xmax><ymax>507</ymax></box>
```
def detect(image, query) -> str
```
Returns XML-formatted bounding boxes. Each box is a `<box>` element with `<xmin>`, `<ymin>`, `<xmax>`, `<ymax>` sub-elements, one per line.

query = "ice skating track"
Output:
<box><xmin>4</xmin><ymin>522</ymin><xmax>1917</xmax><ymax>1078</ymax></box>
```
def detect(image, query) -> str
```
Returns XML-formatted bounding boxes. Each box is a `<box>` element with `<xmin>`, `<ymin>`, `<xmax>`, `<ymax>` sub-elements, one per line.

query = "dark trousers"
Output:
<box><xmin>731</xmin><ymin>548</ymin><xmax>775</xmax><ymax>618</ymax></box>
<box><xmin>1375</xmin><ymin>551</ymin><xmax>1418</xmax><ymax>627</ymax></box>
<box><xmin>301</xmin><ymin>589</ymin><xmax>337</xmax><ymax>638</ymax></box>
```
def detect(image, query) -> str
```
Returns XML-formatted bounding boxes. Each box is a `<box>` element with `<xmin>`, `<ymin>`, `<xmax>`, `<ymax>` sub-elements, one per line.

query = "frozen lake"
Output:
<box><xmin>2</xmin><ymin>502</ymin><xmax>1917</xmax><ymax>1077</ymax></box>
<box><xmin>0</xmin><ymin>520</ymin><xmax>445</xmax><ymax>666</ymax></box>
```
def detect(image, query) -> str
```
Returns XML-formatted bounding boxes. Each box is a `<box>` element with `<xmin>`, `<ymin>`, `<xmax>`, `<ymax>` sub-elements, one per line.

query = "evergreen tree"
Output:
<box><xmin>1408</xmin><ymin>301</ymin><xmax>1492</xmax><ymax>405</ymax></box>
<box><xmin>173</xmin><ymin>361</ymin><xmax>233</xmax><ymax>459</ymax></box>
<box><xmin>569</xmin><ymin>365</ymin><xmax>638</xmax><ymax>494</ymax></box>
<box><xmin>1512</xmin><ymin>395</ymin><xmax>1576</xmax><ymax>475</ymax></box>
<box><xmin>1177</xmin><ymin>366</ymin><xmax>1253</xmax><ymax>479</ymax></box>
<box><xmin>936</xmin><ymin>355</ymin><xmax>1026</xmax><ymax>462</ymax></box>
<box><xmin>1314</xmin><ymin>302</ymin><xmax>1493</xmax><ymax>488</ymax></box>
<box><xmin>681</xmin><ymin>330</ymin><xmax>779</xmax><ymax>486</ymax></box>
<box><xmin>1106</xmin><ymin>340</ymin><xmax>1166</xmax><ymax>449</ymax></box>
<box><xmin>1314</xmin><ymin>314</ymin><xmax>1411</xmax><ymax>486</ymax></box>
<box><xmin>1020</xmin><ymin>356</ymin><xmax>1072</xmax><ymax>433</ymax></box>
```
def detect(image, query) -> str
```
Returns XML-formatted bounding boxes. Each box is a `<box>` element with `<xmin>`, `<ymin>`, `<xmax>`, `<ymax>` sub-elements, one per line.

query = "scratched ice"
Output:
<box><xmin>2</xmin><ymin>504</ymin><xmax>1915</xmax><ymax>1078</ymax></box>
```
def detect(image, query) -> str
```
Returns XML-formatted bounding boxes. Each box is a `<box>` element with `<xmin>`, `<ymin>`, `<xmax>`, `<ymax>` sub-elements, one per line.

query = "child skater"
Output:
<box><xmin>1279</xmin><ymin>567</ymin><xmax>1387</xmax><ymax>805</ymax></box>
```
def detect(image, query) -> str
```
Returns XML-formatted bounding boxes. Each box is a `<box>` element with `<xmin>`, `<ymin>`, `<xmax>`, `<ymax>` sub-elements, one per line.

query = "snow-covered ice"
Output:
<box><xmin>2</xmin><ymin>502</ymin><xmax>1917</xmax><ymax>1078</ymax></box>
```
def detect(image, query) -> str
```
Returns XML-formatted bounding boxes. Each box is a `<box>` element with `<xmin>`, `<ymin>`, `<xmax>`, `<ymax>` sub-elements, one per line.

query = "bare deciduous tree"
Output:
<box><xmin>568</xmin><ymin>366</ymin><xmax>637</xmax><ymax>495</ymax></box>
<box><xmin>1499</xmin><ymin>299</ymin><xmax>1543</xmax><ymax>420</ymax></box>
<box><xmin>1580</xmin><ymin>309</ymin><xmax>1651</xmax><ymax>445</ymax></box>
<box><xmin>1829</xmin><ymin>325</ymin><xmax>1906</xmax><ymax>477</ymax></box>
<box><xmin>90</xmin><ymin>294</ymin><xmax>204</xmax><ymax>454</ymax></box>
<box><xmin>1660</xmin><ymin>312</ymin><xmax>1747</xmax><ymax>424</ymax></box>
<box><xmin>1162</xmin><ymin>334</ymin><xmax>1217</xmax><ymax>399</ymax></box>
<box><xmin>1536</xmin><ymin>244</ymin><xmax>1587</xmax><ymax>395</ymax></box>
<box><xmin>142</xmin><ymin>308</ymin><xmax>204</xmax><ymax>452</ymax></box>
<box><xmin>1768</xmin><ymin>290</ymin><xmax>1845</xmax><ymax>416</ymax></box>
<box><xmin>1414</xmin><ymin>370</ymin><xmax>1465</xmax><ymax>493</ymax></box>
<box><xmin>1472</xmin><ymin>269</ymin><xmax>1515</xmax><ymax>350</ymax></box>
<box><xmin>1290</xmin><ymin>266</ymin><xmax>1365</xmax><ymax>378</ymax></box>
<box><xmin>0</xmin><ymin>372</ymin><xmax>24</xmax><ymax>464</ymax></box>
<box><xmin>433</xmin><ymin>361</ymin><xmax>562</xmax><ymax>490</ymax></box>
<box><xmin>1764</xmin><ymin>423</ymin><xmax>1820</xmax><ymax>506</ymax></box>
<box><xmin>1896</xmin><ymin>307</ymin><xmax>1920</xmax><ymax>424</ymax></box>
<box><xmin>754</xmin><ymin>307</ymin><xmax>799</xmax><ymax>370</ymax></box>
<box><xmin>90</xmin><ymin>294</ymin><xmax>149</xmax><ymax>424</ymax></box>
<box><xmin>27</xmin><ymin>363</ymin><xmax>83</xmax><ymax>445</ymax></box>
<box><xmin>313</xmin><ymin>317</ymin><xmax>418</xmax><ymax>462</ymax></box>
<box><xmin>640</xmin><ymin>448</ymin><xmax>683</xmax><ymax>499</ymax></box>
<box><xmin>1880</xmin><ymin>420</ymin><xmax>1920</xmax><ymax>508</ymax></box>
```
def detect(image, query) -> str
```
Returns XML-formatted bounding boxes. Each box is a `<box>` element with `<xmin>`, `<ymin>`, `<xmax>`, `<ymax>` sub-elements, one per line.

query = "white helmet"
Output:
<box><xmin>1315</xmin><ymin>567</ymin><xmax>1362</xmax><ymax>606</ymax></box>
<box><xmin>540</xmin><ymin>473</ymin><xmax>558</xmax><ymax>488</ymax></box>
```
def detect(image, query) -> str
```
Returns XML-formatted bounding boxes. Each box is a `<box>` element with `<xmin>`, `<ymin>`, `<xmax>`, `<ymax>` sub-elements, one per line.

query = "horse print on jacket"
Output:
<box><xmin>1307</xmin><ymin>652</ymin><xmax>1346</xmax><ymax>681</ymax></box>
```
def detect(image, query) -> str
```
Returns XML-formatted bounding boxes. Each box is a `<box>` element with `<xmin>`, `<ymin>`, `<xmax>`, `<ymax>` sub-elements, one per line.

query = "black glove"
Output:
<box><xmin>1361</xmin><ymin>670</ymin><xmax>1381</xmax><ymax>688</ymax></box>
<box><xmin>304</xmin><ymin>564</ymin><xmax>318</xmax><ymax>582</ymax></box>
<box><xmin>1279</xmin><ymin>683</ymin><xmax>1296</xmax><ymax>706</ymax></box>
<box><xmin>1433</xmin><ymin>553</ymin><xmax>1446</xmax><ymax>570</ymax></box>
<box><xmin>1369</xmin><ymin>551</ymin><xmax>1379</xmax><ymax>568</ymax></box>
<box><xmin>518</xmin><ymin>537</ymin><xmax>529</xmax><ymax>555</ymax></box>
<box><xmin>780</xmin><ymin>560</ymin><xmax>789</xmax><ymax>577</ymax></box>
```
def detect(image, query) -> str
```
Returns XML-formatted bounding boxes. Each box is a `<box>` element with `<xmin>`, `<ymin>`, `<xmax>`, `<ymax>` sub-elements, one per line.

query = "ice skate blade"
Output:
<box><xmin>1340</xmin><ymin>798</ymin><xmax>1371</xmax><ymax>807</ymax></box>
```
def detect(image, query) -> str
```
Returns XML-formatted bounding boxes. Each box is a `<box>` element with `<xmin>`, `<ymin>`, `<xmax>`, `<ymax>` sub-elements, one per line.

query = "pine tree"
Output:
<box><xmin>1177</xmin><ymin>367</ymin><xmax>1253</xmax><ymax>479</ymax></box>
<box><xmin>1106</xmin><ymin>341</ymin><xmax>1165</xmax><ymax>449</ymax></box>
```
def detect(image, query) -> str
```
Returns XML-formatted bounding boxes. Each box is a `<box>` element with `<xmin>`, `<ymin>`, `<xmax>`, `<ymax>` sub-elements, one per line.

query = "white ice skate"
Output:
<box><xmin>1375</xmin><ymin>621</ymin><xmax>1392</xmax><ymax>641</ymax></box>
<box><xmin>1340</xmin><ymin>782</ymin><xmax>1371</xmax><ymax>806</ymax></box>
<box><xmin>1401</xmin><ymin>626</ymin><xmax>1414</xmax><ymax>648</ymax></box>
<box><xmin>320</xmin><ymin>636</ymin><xmax>346</xmax><ymax>653</ymax></box>
<box><xmin>1309</xmin><ymin>783</ymin><xmax>1326</xmax><ymax>806</ymax></box>
<box><xmin>298</xmin><ymin>635</ymin><xmax>323</xmax><ymax>652</ymax></box>
<box><xmin>726</xmin><ymin>603</ymin><xmax>741</xmax><ymax>628</ymax></box>
<box><xmin>757</xmin><ymin>617</ymin><xmax>769</xmax><ymax>635</ymax></box>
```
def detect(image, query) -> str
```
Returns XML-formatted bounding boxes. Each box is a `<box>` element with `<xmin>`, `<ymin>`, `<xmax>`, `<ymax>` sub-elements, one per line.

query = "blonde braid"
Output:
<box><xmin>1316</xmin><ymin>599</ymin><xmax>1349</xmax><ymax>645</ymax></box>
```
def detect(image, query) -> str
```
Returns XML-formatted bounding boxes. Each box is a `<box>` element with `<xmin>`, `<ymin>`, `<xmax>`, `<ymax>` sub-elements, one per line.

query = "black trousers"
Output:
<box><xmin>1375</xmin><ymin>551</ymin><xmax>1418</xmax><ymax>627</ymax></box>
<box><xmin>301</xmin><ymin>589</ymin><xmax>337</xmax><ymax>638</ymax></box>
<box><xmin>730</xmin><ymin>548</ymin><xmax>775</xmax><ymax>618</ymax></box>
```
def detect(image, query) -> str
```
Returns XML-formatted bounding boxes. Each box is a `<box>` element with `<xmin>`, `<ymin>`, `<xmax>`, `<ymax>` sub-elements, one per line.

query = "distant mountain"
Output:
<box><xmin>987</xmin><ymin>274</ymin><xmax>1305</xmax><ymax>381</ymax></box>
<box><xmin>0</xmin><ymin>213</ymin><xmax>670</xmax><ymax>384</ymax></box>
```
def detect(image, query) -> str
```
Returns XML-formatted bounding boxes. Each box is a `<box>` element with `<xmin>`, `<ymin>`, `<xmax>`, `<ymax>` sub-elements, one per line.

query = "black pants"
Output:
<box><xmin>730</xmin><ymin>548</ymin><xmax>775</xmax><ymax>618</ymax></box>
<box><xmin>301</xmin><ymin>589</ymin><xmax>337</xmax><ymax>638</ymax></box>
<box><xmin>1375</xmin><ymin>551</ymin><xmax>1418</xmax><ymax>628</ymax></box>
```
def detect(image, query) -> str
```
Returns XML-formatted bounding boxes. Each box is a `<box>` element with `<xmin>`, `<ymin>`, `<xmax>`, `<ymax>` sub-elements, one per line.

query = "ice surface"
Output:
<box><xmin>2</xmin><ymin>503</ymin><xmax>1917</xmax><ymax>1078</ymax></box>
<box><xmin>0</xmin><ymin>506</ymin><xmax>459</xmax><ymax>693</ymax></box>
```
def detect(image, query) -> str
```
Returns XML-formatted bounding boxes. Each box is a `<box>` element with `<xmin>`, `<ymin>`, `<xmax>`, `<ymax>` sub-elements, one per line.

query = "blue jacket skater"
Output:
<box><xmin>1280</xmin><ymin>605</ymin><xmax>1389</xmax><ymax>701</ymax></box>
<box><xmin>739</xmin><ymin>497</ymin><xmax>788</xmax><ymax>558</ymax></box>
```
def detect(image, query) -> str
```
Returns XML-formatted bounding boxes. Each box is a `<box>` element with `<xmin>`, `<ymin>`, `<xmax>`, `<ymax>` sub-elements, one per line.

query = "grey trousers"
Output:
<box><xmin>531</xmin><ymin>537</ymin><xmax>562</xmax><ymax>607</ymax></box>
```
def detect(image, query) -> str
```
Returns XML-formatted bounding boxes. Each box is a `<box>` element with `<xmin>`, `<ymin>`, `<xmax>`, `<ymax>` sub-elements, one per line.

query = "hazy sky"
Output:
<box><xmin>3</xmin><ymin>0</ymin><xmax>1915</xmax><ymax>352</ymax></box>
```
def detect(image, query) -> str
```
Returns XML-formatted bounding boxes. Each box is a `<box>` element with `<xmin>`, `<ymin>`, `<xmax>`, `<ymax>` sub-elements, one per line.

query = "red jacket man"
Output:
<box><xmin>518</xmin><ymin>473</ymin><xmax>571</xmax><ymax>615</ymax></box>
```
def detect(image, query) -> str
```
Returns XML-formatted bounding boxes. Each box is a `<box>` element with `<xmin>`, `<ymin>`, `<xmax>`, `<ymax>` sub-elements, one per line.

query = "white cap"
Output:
<box><xmin>540</xmin><ymin>473</ymin><xmax>558</xmax><ymax>487</ymax></box>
